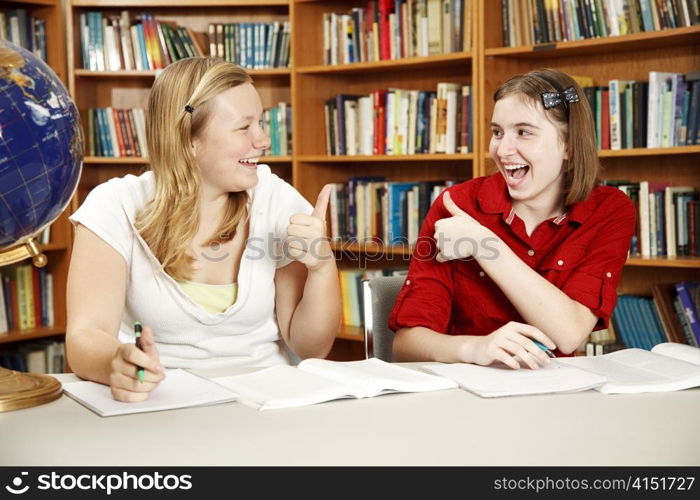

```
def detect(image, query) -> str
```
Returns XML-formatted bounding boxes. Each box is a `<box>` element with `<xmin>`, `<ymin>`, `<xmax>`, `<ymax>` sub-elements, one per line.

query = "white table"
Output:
<box><xmin>2</xmin><ymin>367</ymin><xmax>699</xmax><ymax>466</ymax></box>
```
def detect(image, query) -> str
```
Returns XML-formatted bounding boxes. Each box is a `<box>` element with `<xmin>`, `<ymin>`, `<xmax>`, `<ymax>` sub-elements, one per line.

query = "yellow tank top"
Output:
<box><xmin>177</xmin><ymin>281</ymin><xmax>238</xmax><ymax>315</ymax></box>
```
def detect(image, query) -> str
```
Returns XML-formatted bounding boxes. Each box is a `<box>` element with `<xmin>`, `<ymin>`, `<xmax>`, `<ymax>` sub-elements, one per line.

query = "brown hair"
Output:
<box><xmin>493</xmin><ymin>68</ymin><xmax>600</xmax><ymax>205</ymax></box>
<box><xmin>135</xmin><ymin>57</ymin><xmax>253</xmax><ymax>280</ymax></box>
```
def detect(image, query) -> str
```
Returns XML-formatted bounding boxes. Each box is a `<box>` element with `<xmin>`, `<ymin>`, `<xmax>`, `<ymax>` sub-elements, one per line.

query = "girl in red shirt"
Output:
<box><xmin>389</xmin><ymin>68</ymin><xmax>636</xmax><ymax>369</ymax></box>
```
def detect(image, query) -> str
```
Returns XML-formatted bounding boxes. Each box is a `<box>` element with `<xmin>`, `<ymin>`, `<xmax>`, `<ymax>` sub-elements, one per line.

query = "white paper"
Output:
<box><xmin>63</xmin><ymin>369</ymin><xmax>239</xmax><ymax>417</ymax></box>
<box><xmin>423</xmin><ymin>361</ymin><xmax>606</xmax><ymax>398</ymax></box>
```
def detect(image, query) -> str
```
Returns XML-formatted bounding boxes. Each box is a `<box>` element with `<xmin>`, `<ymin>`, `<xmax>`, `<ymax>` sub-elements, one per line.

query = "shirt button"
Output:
<box><xmin>606</xmin><ymin>272</ymin><xmax>612</xmax><ymax>278</ymax></box>
<box><xmin>479</xmin><ymin>271</ymin><xmax>485</xmax><ymax>277</ymax></box>
<box><xmin>405</xmin><ymin>280</ymin><xmax>411</xmax><ymax>285</ymax></box>
<box><xmin>557</xmin><ymin>260</ymin><xmax>564</xmax><ymax>266</ymax></box>
<box><xmin>527</xmin><ymin>249</ymin><xmax>535</xmax><ymax>256</ymax></box>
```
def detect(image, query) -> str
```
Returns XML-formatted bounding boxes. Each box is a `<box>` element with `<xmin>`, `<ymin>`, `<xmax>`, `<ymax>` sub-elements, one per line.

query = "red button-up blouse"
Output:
<box><xmin>388</xmin><ymin>173</ymin><xmax>636</xmax><ymax>353</ymax></box>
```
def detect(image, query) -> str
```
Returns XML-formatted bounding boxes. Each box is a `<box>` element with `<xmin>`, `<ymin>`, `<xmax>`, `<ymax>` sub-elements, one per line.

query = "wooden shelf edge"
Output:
<box><xmin>297</xmin><ymin>154</ymin><xmax>474</xmax><ymax>162</ymax></box>
<box><xmin>331</xmin><ymin>242</ymin><xmax>413</xmax><ymax>256</ymax></box>
<box><xmin>10</xmin><ymin>0</ymin><xmax>57</xmax><ymax>6</ymax></box>
<box><xmin>296</xmin><ymin>52</ymin><xmax>473</xmax><ymax>74</ymax></box>
<box><xmin>485</xmin><ymin>25</ymin><xmax>700</xmax><ymax>56</ymax></box>
<box><xmin>75</xmin><ymin>68</ymin><xmax>290</xmax><ymax>77</ymax></box>
<box><xmin>83</xmin><ymin>156</ymin><xmax>291</xmax><ymax>164</ymax></box>
<box><xmin>0</xmin><ymin>327</ymin><xmax>65</xmax><ymax>345</ymax></box>
<box><xmin>598</xmin><ymin>146</ymin><xmax>700</xmax><ymax>157</ymax></box>
<box><xmin>626</xmin><ymin>256</ymin><xmax>700</xmax><ymax>269</ymax></box>
<box><xmin>71</xmin><ymin>0</ymin><xmax>290</xmax><ymax>7</ymax></box>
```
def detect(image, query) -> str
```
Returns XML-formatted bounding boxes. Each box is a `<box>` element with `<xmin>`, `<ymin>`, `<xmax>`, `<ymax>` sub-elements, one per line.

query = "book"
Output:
<box><xmin>422</xmin><ymin>361</ymin><xmax>607</xmax><ymax>398</ymax></box>
<box><xmin>211</xmin><ymin>358</ymin><xmax>458</xmax><ymax>411</ymax></box>
<box><xmin>558</xmin><ymin>343</ymin><xmax>700</xmax><ymax>394</ymax></box>
<box><xmin>62</xmin><ymin>369</ymin><xmax>238</xmax><ymax>417</ymax></box>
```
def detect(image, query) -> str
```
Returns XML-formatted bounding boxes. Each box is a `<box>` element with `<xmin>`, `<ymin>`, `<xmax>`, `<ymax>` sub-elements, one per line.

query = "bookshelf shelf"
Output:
<box><xmin>598</xmin><ymin>146</ymin><xmax>700</xmax><ymax>158</ymax></box>
<box><xmin>485</xmin><ymin>26</ymin><xmax>700</xmax><ymax>58</ymax></box>
<box><xmin>297</xmin><ymin>154</ymin><xmax>475</xmax><ymax>163</ymax></box>
<box><xmin>10</xmin><ymin>0</ymin><xmax>56</xmax><ymax>6</ymax></box>
<box><xmin>296</xmin><ymin>52</ymin><xmax>473</xmax><ymax>74</ymax></box>
<box><xmin>626</xmin><ymin>257</ymin><xmax>700</xmax><ymax>269</ymax></box>
<box><xmin>74</xmin><ymin>68</ymin><xmax>291</xmax><ymax>78</ymax></box>
<box><xmin>83</xmin><ymin>155</ymin><xmax>291</xmax><ymax>164</ymax></box>
<box><xmin>0</xmin><ymin>327</ymin><xmax>66</xmax><ymax>345</ymax></box>
<box><xmin>331</xmin><ymin>242</ymin><xmax>413</xmax><ymax>256</ymax></box>
<box><xmin>71</xmin><ymin>0</ymin><xmax>289</xmax><ymax>6</ymax></box>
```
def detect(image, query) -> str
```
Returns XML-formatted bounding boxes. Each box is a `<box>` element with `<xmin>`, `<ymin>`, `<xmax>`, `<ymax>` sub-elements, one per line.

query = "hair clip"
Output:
<box><xmin>184</xmin><ymin>104</ymin><xmax>195</xmax><ymax>114</ymax></box>
<box><xmin>541</xmin><ymin>86</ymin><xmax>580</xmax><ymax>111</ymax></box>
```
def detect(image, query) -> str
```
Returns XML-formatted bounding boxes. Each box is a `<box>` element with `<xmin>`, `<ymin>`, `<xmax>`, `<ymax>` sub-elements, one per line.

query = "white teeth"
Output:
<box><xmin>504</xmin><ymin>163</ymin><xmax>528</xmax><ymax>170</ymax></box>
<box><xmin>239</xmin><ymin>158</ymin><xmax>259</xmax><ymax>165</ymax></box>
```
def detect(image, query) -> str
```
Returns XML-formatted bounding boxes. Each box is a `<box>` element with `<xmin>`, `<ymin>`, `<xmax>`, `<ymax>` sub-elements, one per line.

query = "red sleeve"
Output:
<box><xmin>388</xmin><ymin>190</ymin><xmax>454</xmax><ymax>333</ymax></box>
<box><xmin>562</xmin><ymin>192</ymin><xmax>636</xmax><ymax>329</ymax></box>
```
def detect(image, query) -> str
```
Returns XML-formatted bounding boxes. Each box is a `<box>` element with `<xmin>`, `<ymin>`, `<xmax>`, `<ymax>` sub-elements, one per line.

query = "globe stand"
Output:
<box><xmin>0</xmin><ymin>366</ymin><xmax>62</xmax><ymax>412</ymax></box>
<box><xmin>0</xmin><ymin>237</ymin><xmax>47</xmax><ymax>267</ymax></box>
<box><xmin>0</xmin><ymin>236</ymin><xmax>60</xmax><ymax>412</ymax></box>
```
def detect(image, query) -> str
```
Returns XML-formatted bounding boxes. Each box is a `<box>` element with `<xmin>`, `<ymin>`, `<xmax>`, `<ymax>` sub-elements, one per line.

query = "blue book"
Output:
<box><xmin>674</xmin><ymin>281</ymin><xmax>700</xmax><ymax>346</ymax></box>
<box><xmin>347</xmin><ymin>176</ymin><xmax>385</xmax><ymax>240</ymax></box>
<box><xmin>611</xmin><ymin>299</ymin><xmax>634</xmax><ymax>348</ymax></box>
<box><xmin>619</xmin><ymin>296</ymin><xmax>645</xmax><ymax>349</ymax></box>
<box><xmin>387</xmin><ymin>182</ymin><xmax>418</xmax><ymax>245</ymax></box>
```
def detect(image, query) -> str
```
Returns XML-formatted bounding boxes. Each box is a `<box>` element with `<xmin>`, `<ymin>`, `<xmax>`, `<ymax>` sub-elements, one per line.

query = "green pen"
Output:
<box><xmin>134</xmin><ymin>321</ymin><xmax>145</xmax><ymax>383</ymax></box>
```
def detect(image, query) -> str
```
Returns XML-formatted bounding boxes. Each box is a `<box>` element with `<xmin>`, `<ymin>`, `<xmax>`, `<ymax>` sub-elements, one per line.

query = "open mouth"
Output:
<box><xmin>239</xmin><ymin>157</ymin><xmax>259</xmax><ymax>167</ymax></box>
<box><xmin>503</xmin><ymin>163</ymin><xmax>529</xmax><ymax>180</ymax></box>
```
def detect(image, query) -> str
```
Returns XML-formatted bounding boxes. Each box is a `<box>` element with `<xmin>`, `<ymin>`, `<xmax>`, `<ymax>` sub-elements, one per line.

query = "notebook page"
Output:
<box><xmin>212</xmin><ymin>365</ymin><xmax>351</xmax><ymax>411</ymax></box>
<box><xmin>651</xmin><ymin>342</ymin><xmax>700</xmax><ymax>366</ymax></box>
<box><xmin>298</xmin><ymin>358</ymin><xmax>458</xmax><ymax>397</ymax></box>
<box><xmin>423</xmin><ymin>361</ymin><xmax>606</xmax><ymax>398</ymax></box>
<box><xmin>62</xmin><ymin>369</ymin><xmax>238</xmax><ymax>417</ymax></box>
<box><xmin>558</xmin><ymin>348</ymin><xmax>700</xmax><ymax>393</ymax></box>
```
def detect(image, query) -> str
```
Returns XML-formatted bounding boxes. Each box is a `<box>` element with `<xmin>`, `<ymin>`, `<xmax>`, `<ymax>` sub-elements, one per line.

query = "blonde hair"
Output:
<box><xmin>135</xmin><ymin>57</ymin><xmax>253</xmax><ymax>280</ymax></box>
<box><xmin>493</xmin><ymin>68</ymin><xmax>600</xmax><ymax>205</ymax></box>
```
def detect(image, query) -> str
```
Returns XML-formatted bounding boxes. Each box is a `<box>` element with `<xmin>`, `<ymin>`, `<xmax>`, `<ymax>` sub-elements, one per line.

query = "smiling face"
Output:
<box><xmin>489</xmin><ymin>94</ymin><xmax>569</xmax><ymax>211</ymax></box>
<box><xmin>191</xmin><ymin>83</ymin><xmax>270</xmax><ymax>197</ymax></box>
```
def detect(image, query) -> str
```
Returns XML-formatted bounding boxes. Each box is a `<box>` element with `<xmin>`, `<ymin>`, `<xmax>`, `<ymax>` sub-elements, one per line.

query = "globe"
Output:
<box><xmin>0</xmin><ymin>40</ymin><xmax>83</xmax><ymax>251</ymax></box>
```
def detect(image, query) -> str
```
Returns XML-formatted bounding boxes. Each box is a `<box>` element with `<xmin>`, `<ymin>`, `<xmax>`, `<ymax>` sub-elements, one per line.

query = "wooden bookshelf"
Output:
<box><xmin>37</xmin><ymin>0</ymin><xmax>698</xmax><ymax>363</ymax></box>
<box><xmin>0</xmin><ymin>1</ymin><xmax>72</xmax><ymax>356</ymax></box>
<box><xmin>479</xmin><ymin>0</ymin><xmax>700</xmax><ymax>298</ymax></box>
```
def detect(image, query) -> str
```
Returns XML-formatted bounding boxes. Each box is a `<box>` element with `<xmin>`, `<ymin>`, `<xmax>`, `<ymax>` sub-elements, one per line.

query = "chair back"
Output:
<box><xmin>362</xmin><ymin>275</ymin><xmax>406</xmax><ymax>361</ymax></box>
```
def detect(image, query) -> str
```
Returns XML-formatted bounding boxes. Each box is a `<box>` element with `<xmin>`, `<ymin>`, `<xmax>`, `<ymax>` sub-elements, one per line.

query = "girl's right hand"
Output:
<box><xmin>109</xmin><ymin>325</ymin><xmax>166</xmax><ymax>402</ymax></box>
<box><xmin>467</xmin><ymin>321</ymin><xmax>557</xmax><ymax>370</ymax></box>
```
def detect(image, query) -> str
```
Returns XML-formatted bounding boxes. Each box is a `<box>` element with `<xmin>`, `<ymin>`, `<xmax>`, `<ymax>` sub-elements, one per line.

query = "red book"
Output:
<box><xmin>112</xmin><ymin>108</ymin><xmax>127</xmax><ymax>156</ymax></box>
<box><xmin>372</xmin><ymin>90</ymin><xmax>386</xmax><ymax>155</ymax></box>
<box><xmin>601</xmin><ymin>89</ymin><xmax>610</xmax><ymax>150</ymax></box>
<box><xmin>378</xmin><ymin>0</ymin><xmax>392</xmax><ymax>60</ymax></box>
<box><xmin>10</xmin><ymin>278</ymin><xmax>18</xmax><ymax>331</ymax></box>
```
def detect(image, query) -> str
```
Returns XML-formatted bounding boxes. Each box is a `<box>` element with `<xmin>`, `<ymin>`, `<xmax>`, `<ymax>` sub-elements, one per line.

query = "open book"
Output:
<box><xmin>556</xmin><ymin>342</ymin><xmax>700</xmax><ymax>394</ymax></box>
<box><xmin>211</xmin><ymin>358</ymin><xmax>458</xmax><ymax>411</ymax></box>
<box><xmin>62</xmin><ymin>369</ymin><xmax>239</xmax><ymax>417</ymax></box>
<box><xmin>423</xmin><ymin>360</ymin><xmax>607</xmax><ymax>398</ymax></box>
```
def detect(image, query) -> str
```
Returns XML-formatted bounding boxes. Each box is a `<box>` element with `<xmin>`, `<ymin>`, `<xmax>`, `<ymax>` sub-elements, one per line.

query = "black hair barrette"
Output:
<box><xmin>184</xmin><ymin>104</ymin><xmax>195</xmax><ymax>114</ymax></box>
<box><xmin>541</xmin><ymin>86</ymin><xmax>579</xmax><ymax>111</ymax></box>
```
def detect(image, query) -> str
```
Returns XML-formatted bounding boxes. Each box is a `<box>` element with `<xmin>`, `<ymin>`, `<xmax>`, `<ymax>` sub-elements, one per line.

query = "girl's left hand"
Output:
<box><xmin>434</xmin><ymin>191</ymin><xmax>495</xmax><ymax>262</ymax></box>
<box><xmin>286</xmin><ymin>184</ymin><xmax>334</xmax><ymax>271</ymax></box>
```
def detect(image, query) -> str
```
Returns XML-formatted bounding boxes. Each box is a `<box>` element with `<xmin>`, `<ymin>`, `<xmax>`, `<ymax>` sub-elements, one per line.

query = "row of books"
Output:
<box><xmin>208</xmin><ymin>22</ymin><xmax>291</xmax><ymax>69</ymax></box>
<box><xmin>0</xmin><ymin>9</ymin><xmax>46</xmax><ymax>61</ymax></box>
<box><xmin>0</xmin><ymin>340</ymin><xmax>65</xmax><ymax>374</ymax></box>
<box><xmin>0</xmin><ymin>265</ymin><xmax>55</xmax><ymax>335</ymax></box>
<box><xmin>502</xmin><ymin>0</ymin><xmax>700</xmax><ymax>47</ymax></box>
<box><xmin>339</xmin><ymin>268</ymin><xmax>407</xmax><ymax>327</ymax></box>
<box><xmin>86</xmin><ymin>104</ymin><xmax>292</xmax><ymax>158</ymax></box>
<box><xmin>323</xmin><ymin>0</ymin><xmax>472</xmax><ymax>65</ymax></box>
<box><xmin>329</xmin><ymin>178</ymin><xmax>459</xmax><ymax>244</ymax></box>
<box><xmin>583</xmin><ymin>281</ymin><xmax>700</xmax><ymax>354</ymax></box>
<box><xmin>610</xmin><ymin>180</ymin><xmax>699</xmax><ymax>257</ymax></box>
<box><xmin>86</xmin><ymin>108</ymin><xmax>148</xmax><ymax>158</ymax></box>
<box><xmin>581</xmin><ymin>71</ymin><xmax>700</xmax><ymax>150</ymax></box>
<box><xmin>79</xmin><ymin>11</ymin><xmax>204</xmax><ymax>72</ymax></box>
<box><xmin>325</xmin><ymin>84</ymin><xmax>473</xmax><ymax>156</ymax></box>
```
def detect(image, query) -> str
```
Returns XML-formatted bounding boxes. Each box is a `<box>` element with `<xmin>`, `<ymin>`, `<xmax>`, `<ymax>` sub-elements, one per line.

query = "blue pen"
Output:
<box><xmin>532</xmin><ymin>340</ymin><xmax>556</xmax><ymax>358</ymax></box>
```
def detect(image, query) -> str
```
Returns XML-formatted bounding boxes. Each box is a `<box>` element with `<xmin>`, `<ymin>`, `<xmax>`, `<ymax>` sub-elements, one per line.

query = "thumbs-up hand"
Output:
<box><xmin>286</xmin><ymin>184</ymin><xmax>334</xmax><ymax>271</ymax></box>
<box><xmin>434</xmin><ymin>190</ymin><xmax>492</xmax><ymax>262</ymax></box>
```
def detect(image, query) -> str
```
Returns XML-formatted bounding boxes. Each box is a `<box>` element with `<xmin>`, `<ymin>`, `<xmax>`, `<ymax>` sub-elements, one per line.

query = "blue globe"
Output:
<box><xmin>0</xmin><ymin>40</ymin><xmax>82</xmax><ymax>249</ymax></box>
